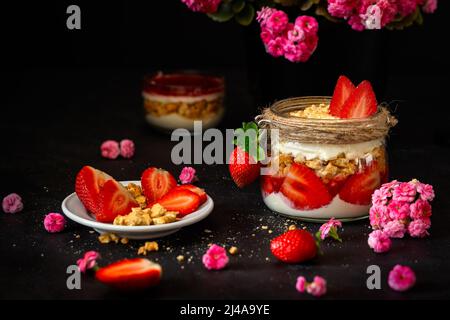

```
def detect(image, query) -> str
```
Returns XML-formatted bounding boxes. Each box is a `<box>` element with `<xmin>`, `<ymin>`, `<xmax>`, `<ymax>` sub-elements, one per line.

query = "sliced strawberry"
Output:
<box><xmin>261</xmin><ymin>174</ymin><xmax>285</xmax><ymax>196</ymax></box>
<box><xmin>228</xmin><ymin>147</ymin><xmax>261</xmax><ymax>188</ymax></box>
<box><xmin>153</xmin><ymin>189</ymin><xmax>201</xmax><ymax>217</ymax></box>
<box><xmin>75</xmin><ymin>166</ymin><xmax>112</xmax><ymax>215</ymax></box>
<box><xmin>324</xmin><ymin>174</ymin><xmax>349</xmax><ymax>198</ymax></box>
<box><xmin>97</xmin><ymin>180</ymin><xmax>138</xmax><ymax>222</ymax></box>
<box><xmin>330</xmin><ymin>75</ymin><xmax>355</xmax><ymax>117</ymax></box>
<box><xmin>96</xmin><ymin>258</ymin><xmax>161</xmax><ymax>291</ymax></box>
<box><xmin>280</xmin><ymin>163</ymin><xmax>332</xmax><ymax>210</ymax></box>
<box><xmin>339</xmin><ymin>80</ymin><xmax>377</xmax><ymax>119</ymax></box>
<box><xmin>172</xmin><ymin>184</ymin><xmax>207</xmax><ymax>204</ymax></box>
<box><xmin>141</xmin><ymin>167</ymin><xmax>177</xmax><ymax>203</ymax></box>
<box><xmin>339</xmin><ymin>161</ymin><xmax>381</xmax><ymax>205</ymax></box>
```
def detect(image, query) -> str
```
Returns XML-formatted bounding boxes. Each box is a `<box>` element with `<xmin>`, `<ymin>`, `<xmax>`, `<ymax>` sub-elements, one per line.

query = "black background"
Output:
<box><xmin>1</xmin><ymin>1</ymin><xmax>450</xmax><ymax>300</ymax></box>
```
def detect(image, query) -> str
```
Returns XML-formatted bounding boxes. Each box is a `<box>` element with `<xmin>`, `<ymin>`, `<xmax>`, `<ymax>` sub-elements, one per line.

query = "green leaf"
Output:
<box><xmin>315</xmin><ymin>4</ymin><xmax>340</xmax><ymax>23</ymax></box>
<box><xmin>300</xmin><ymin>0</ymin><xmax>320</xmax><ymax>11</ymax></box>
<box><xmin>386</xmin><ymin>7</ymin><xmax>421</xmax><ymax>30</ymax></box>
<box><xmin>232</xmin><ymin>0</ymin><xmax>245</xmax><ymax>14</ymax></box>
<box><xmin>328</xmin><ymin>227</ymin><xmax>342</xmax><ymax>242</ymax></box>
<box><xmin>235</xmin><ymin>3</ymin><xmax>255</xmax><ymax>26</ymax></box>
<box><xmin>207</xmin><ymin>2</ymin><xmax>234</xmax><ymax>23</ymax></box>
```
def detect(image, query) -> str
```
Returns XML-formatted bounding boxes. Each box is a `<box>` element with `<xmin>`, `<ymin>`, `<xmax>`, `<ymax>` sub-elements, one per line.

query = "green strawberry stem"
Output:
<box><xmin>233</xmin><ymin>121</ymin><xmax>265</xmax><ymax>162</ymax></box>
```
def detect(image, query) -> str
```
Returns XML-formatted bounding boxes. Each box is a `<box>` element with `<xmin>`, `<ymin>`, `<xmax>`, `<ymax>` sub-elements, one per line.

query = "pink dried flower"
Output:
<box><xmin>327</xmin><ymin>0</ymin><xmax>357</xmax><ymax>19</ymax></box>
<box><xmin>410</xmin><ymin>199</ymin><xmax>432</xmax><ymax>220</ymax></box>
<box><xmin>371</xmin><ymin>187</ymin><xmax>390</xmax><ymax>206</ymax></box>
<box><xmin>119</xmin><ymin>139</ymin><xmax>135</xmax><ymax>159</ymax></box>
<box><xmin>383</xmin><ymin>220</ymin><xmax>406</xmax><ymax>239</ymax></box>
<box><xmin>260</xmin><ymin>28</ymin><xmax>273</xmax><ymax>45</ymax></box>
<box><xmin>388</xmin><ymin>265</ymin><xmax>416</xmax><ymax>292</ymax></box>
<box><xmin>100</xmin><ymin>140</ymin><xmax>120</xmax><ymax>159</ymax></box>
<box><xmin>266</xmin><ymin>37</ymin><xmax>287</xmax><ymax>57</ymax></box>
<box><xmin>296</xmin><ymin>276</ymin><xmax>306</xmax><ymax>293</ymax></box>
<box><xmin>306</xmin><ymin>276</ymin><xmax>327</xmax><ymax>297</ymax></box>
<box><xmin>179</xmin><ymin>166</ymin><xmax>197</xmax><ymax>184</ymax></box>
<box><xmin>2</xmin><ymin>193</ymin><xmax>23</xmax><ymax>213</ymax></box>
<box><xmin>256</xmin><ymin>6</ymin><xmax>276</xmax><ymax>27</ymax></box>
<box><xmin>319</xmin><ymin>217</ymin><xmax>342</xmax><ymax>241</ymax></box>
<box><xmin>422</xmin><ymin>0</ymin><xmax>438</xmax><ymax>13</ymax></box>
<box><xmin>361</xmin><ymin>4</ymin><xmax>382</xmax><ymax>30</ymax></box>
<box><xmin>295</xmin><ymin>16</ymin><xmax>319</xmax><ymax>35</ymax></box>
<box><xmin>387</xmin><ymin>200</ymin><xmax>410</xmax><ymax>220</ymax></box>
<box><xmin>181</xmin><ymin>0</ymin><xmax>222</xmax><ymax>14</ymax></box>
<box><xmin>397</xmin><ymin>0</ymin><xmax>419</xmax><ymax>17</ymax></box>
<box><xmin>77</xmin><ymin>251</ymin><xmax>100</xmax><ymax>273</ymax></box>
<box><xmin>369</xmin><ymin>204</ymin><xmax>390</xmax><ymax>229</ymax></box>
<box><xmin>368</xmin><ymin>230</ymin><xmax>391</xmax><ymax>253</ymax></box>
<box><xmin>408</xmin><ymin>219</ymin><xmax>430</xmax><ymax>238</ymax></box>
<box><xmin>266</xmin><ymin>10</ymin><xmax>289</xmax><ymax>34</ymax></box>
<box><xmin>392</xmin><ymin>182</ymin><xmax>416</xmax><ymax>202</ymax></box>
<box><xmin>417</xmin><ymin>182</ymin><xmax>435</xmax><ymax>201</ymax></box>
<box><xmin>44</xmin><ymin>213</ymin><xmax>66</xmax><ymax>233</ymax></box>
<box><xmin>202</xmin><ymin>244</ymin><xmax>229</xmax><ymax>270</ymax></box>
<box><xmin>287</xmin><ymin>24</ymin><xmax>305</xmax><ymax>42</ymax></box>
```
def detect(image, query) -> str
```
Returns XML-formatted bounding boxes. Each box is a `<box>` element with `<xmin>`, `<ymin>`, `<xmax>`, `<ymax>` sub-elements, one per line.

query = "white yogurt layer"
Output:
<box><xmin>273</xmin><ymin>139</ymin><xmax>384</xmax><ymax>161</ymax></box>
<box><xmin>142</xmin><ymin>92</ymin><xmax>223</xmax><ymax>103</ymax></box>
<box><xmin>145</xmin><ymin>107</ymin><xmax>224</xmax><ymax>131</ymax></box>
<box><xmin>263</xmin><ymin>192</ymin><xmax>369</xmax><ymax>220</ymax></box>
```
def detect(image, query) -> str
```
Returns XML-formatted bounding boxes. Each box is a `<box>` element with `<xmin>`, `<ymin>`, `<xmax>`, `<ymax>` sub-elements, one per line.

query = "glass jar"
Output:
<box><xmin>143</xmin><ymin>71</ymin><xmax>225</xmax><ymax>133</ymax></box>
<box><xmin>256</xmin><ymin>97</ymin><xmax>397</xmax><ymax>222</ymax></box>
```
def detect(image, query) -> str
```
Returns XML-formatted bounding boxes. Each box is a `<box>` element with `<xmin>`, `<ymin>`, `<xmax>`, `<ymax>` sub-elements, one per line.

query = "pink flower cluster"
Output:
<box><xmin>256</xmin><ymin>7</ymin><xmax>319</xmax><ymax>63</ymax></box>
<box><xmin>388</xmin><ymin>264</ymin><xmax>416</xmax><ymax>291</ymax></box>
<box><xmin>318</xmin><ymin>217</ymin><xmax>342</xmax><ymax>241</ymax></box>
<box><xmin>77</xmin><ymin>251</ymin><xmax>100</xmax><ymax>273</ymax></box>
<box><xmin>100</xmin><ymin>139</ymin><xmax>135</xmax><ymax>159</ymax></box>
<box><xmin>179</xmin><ymin>166</ymin><xmax>197</xmax><ymax>184</ymax></box>
<box><xmin>368</xmin><ymin>179</ymin><xmax>434</xmax><ymax>253</ymax></box>
<box><xmin>202</xmin><ymin>244</ymin><xmax>229</xmax><ymax>270</ymax></box>
<box><xmin>327</xmin><ymin>0</ymin><xmax>438</xmax><ymax>31</ymax></box>
<box><xmin>44</xmin><ymin>213</ymin><xmax>66</xmax><ymax>233</ymax></box>
<box><xmin>296</xmin><ymin>276</ymin><xmax>327</xmax><ymax>297</ymax></box>
<box><xmin>2</xmin><ymin>193</ymin><xmax>23</xmax><ymax>213</ymax></box>
<box><xmin>181</xmin><ymin>0</ymin><xmax>221</xmax><ymax>13</ymax></box>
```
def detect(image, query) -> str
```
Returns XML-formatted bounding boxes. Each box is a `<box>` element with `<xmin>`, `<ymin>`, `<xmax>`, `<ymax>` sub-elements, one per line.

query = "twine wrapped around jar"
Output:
<box><xmin>255</xmin><ymin>96</ymin><xmax>398</xmax><ymax>144</ymax></box>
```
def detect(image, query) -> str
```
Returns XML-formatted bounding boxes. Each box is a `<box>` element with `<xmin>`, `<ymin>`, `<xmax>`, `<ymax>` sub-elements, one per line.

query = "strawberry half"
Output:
<box><xmin>329</xmin><ymin>75</ymin><xmax>355</xmax><ymax>117</ymax></box>
<box><xmin>172</xmin><ymin>184</ymin><xmax>207</xmax><ymax>205</ymax></box>
<box><xmin>280</xmin><ymin>163</ymin><xmax>332</xmax><ymax>210</ymax></box>
<box><xmin>339</xmin><ymin>161</ymin><xmax>381</xmax><ymax>205</ymax></box>
<box><xmin>96</xmin><ymin>258</ymin><xmax>162</xmax><ymax>291</ymax></box>
<box><xmin>270</xmin><ymin>229</ymin><xmax>317</xmax><ymax>264</ymax></box>
<box><xmin>339</xmin><ymin>80</ymin><xmax>377</xmax><ymax>119</ymax></box>
<box><xmin>229</xmin><ymin>146</ymin><xmax>261</xmax><ymax>188</ymax></box>
<box><xmin>153</xmin><ymin>189</ymin><xmax>201</xmax><ymax>217</ymax></box>
<box><xmin>75</xmin><ymin>166</ymin><xmax>112</xmax><ymax>215</ymax></box>
<box><xmin>97</xmin><ymin>179</ymin><xmax>138</xmax><ymax>222</ymax></box>
<box><xmin>261</xmin><ymin>174</ymin><xmax>285</xmax><ymax>196</ymax></box>
<box><xmin>324</xmin><ymin>174</ymin><xmax>349</xmax><ymax>198</ymax></box>
<box><xmin>141</xmin><ymin>167</ymin><xmax>177</xmax><ymax>203</ymax></box>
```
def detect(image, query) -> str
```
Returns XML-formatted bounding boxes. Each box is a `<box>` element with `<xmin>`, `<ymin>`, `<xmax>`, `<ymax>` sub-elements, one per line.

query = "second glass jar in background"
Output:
<box><xmin>143</xmin><ymin>71</ymin><xmax>225</xmax><ymax>133</ymax></box>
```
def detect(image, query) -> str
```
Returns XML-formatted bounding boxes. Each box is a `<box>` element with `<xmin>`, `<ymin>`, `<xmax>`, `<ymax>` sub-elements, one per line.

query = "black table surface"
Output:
<box><xmin>1</xmin><ymin>68</ymin><xmax>450</xmax><ymax>300</ymax></box>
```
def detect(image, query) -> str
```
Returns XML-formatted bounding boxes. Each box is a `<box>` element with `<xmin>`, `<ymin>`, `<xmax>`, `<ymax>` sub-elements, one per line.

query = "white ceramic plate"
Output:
<box><xmin>61</xmin><ymin>181</ymin><xmax>213</xmax><ymax>239</ymax></box>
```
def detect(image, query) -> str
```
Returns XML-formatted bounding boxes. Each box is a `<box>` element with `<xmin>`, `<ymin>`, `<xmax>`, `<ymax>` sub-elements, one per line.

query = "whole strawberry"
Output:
<box><xmin>270</xmin><ymin>229</ymin><xmax>317</xmax><ymax>263</ymax></box>
<box><xmin>228</xmin><ymin>122</ymin><xmax>264</xmax><ymax>188</ymax></box>
<box><xmin>229</xmin><ymin>146</ymin><xmax>260</xmax><ymax>188</ymax></box>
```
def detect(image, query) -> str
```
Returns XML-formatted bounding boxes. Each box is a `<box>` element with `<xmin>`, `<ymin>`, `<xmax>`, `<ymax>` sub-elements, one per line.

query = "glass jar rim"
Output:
<box><xmin>143</xmin><ymin>70</ymin><xmax>224</xmax><ymax>96</ymax></box>
<box><xmin>269</xmin><ymin>96</ymin><xmax>385</xmax><ymax>123</ymax></box>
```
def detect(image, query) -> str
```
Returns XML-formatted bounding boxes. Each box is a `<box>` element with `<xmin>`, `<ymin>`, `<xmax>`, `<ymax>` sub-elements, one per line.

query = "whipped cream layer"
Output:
<box><xmin>142</xmin><ymin>92</ymin><xmax>223</xmax><ymax>104</ymax></box>
<box><xmin>273</xmin><ymin>139</ymin><xmax>384</xmax><ymax>161</ymax></box>
<box><xmin>263</xmin><ymin>193</ymin><xmax>369</xmax><ymax>220</ymax></box>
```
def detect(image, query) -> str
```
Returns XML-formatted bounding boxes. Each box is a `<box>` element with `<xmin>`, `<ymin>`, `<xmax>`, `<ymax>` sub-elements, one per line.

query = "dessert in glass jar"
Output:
<box><xmin>143</xmin><ymin>71</ymin><xmax>225</xmax><ymax>133</ymax></box>
<box><xmin>256</xmin><ymin>78</ymin><xmax>397</xmax><ymax>222</ymax></box>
